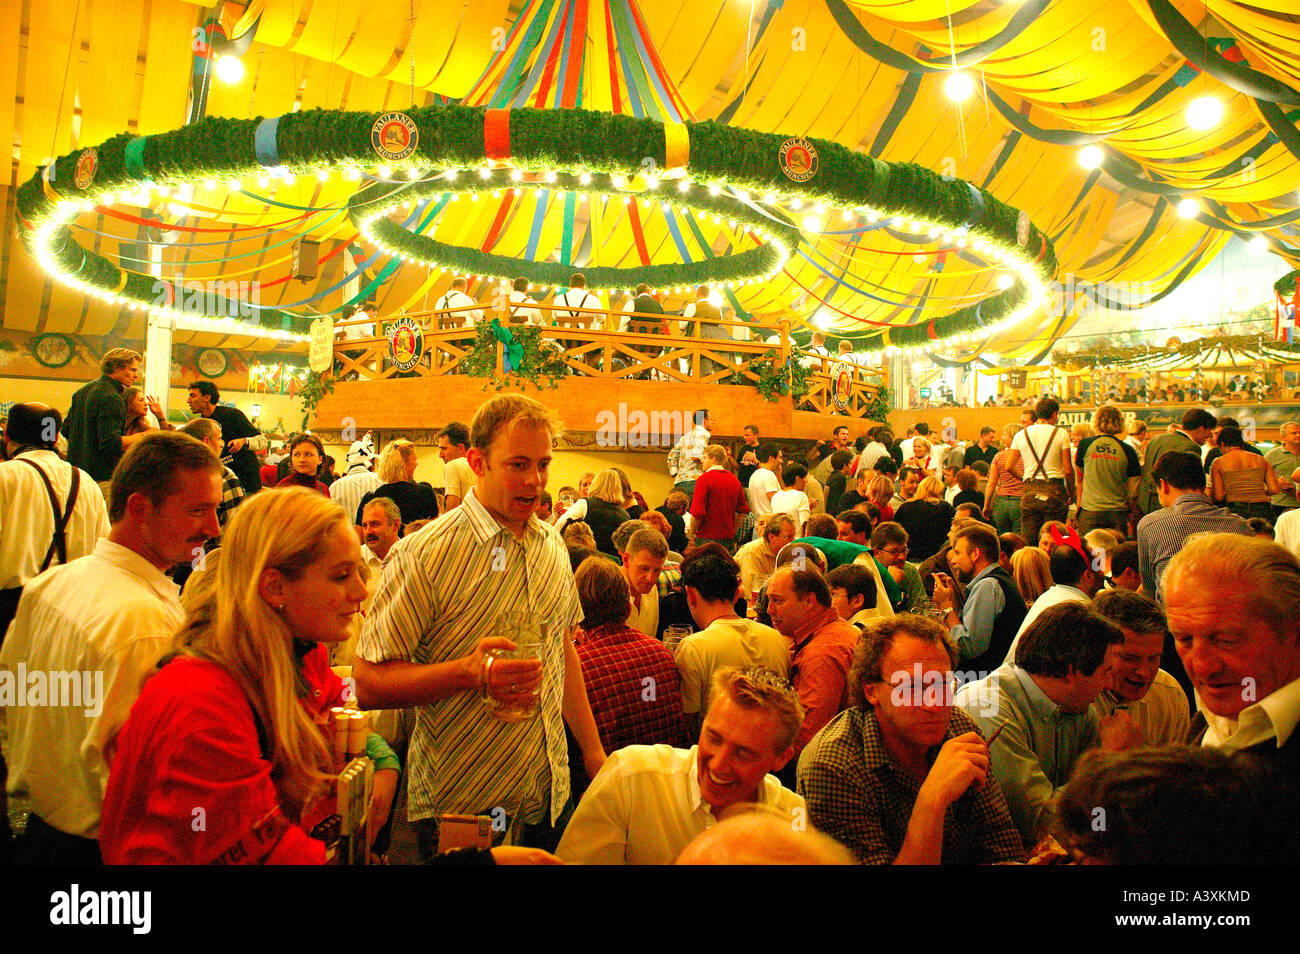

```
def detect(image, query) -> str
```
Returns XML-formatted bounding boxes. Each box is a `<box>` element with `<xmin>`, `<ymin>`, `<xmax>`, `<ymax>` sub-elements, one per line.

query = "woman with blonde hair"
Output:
<box><xmin>1011</xmin><ymin>545</ymin><xmax>1052</xmax><ymax>604</ymax></box>
<box><xmin>355</xmin><ymin>438</ymin><xmax>439</xmax><ymax>526</ymax></box>
<box><xmin>903</xmin><ymin>437</ymin><xmax>934</xmax><ymax>476</ymax></box>
<box><xmin>553</xmin><ymin>468</ymin><xmax>631</xmax><ymax>556</ymax></box>
<box><xmin>892</xmin><ymin>475</ymin><xmax>956</xmax><ymax>562</ymax></box>
<box><xmin>100</xmin><ymin>488</ymin><xmax>399</xmax><ymax>864</ymax></box>
<box><xmin>865</xmin><ymin>474</ymin><xmax>897</xmax><ymax>521</ymax></box>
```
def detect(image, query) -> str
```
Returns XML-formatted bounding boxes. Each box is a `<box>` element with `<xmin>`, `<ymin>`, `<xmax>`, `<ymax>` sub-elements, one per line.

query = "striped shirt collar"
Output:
<box><xmin>458</xmin><ymin>485</ymin><xmax>545</xmax><ymax>545</ymax></box>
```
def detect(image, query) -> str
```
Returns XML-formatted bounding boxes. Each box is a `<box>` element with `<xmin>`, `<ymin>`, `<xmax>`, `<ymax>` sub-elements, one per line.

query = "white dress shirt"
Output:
<box><xmin>507</xmin><ymin>290</ymin><xmax>543</xmax><ymax>325</ymax></box>
<box><xmin>675</xmin><ymin>618</ymin><xmax>789</xmax><ymax>716</ymax></box>
<box><xmin>0</xmin><ymin>450</ymin><xmax>109</xmax><ymax>589</ymax></box>
<box><xmin>442</xmin><ymin>456</ymin><xmax>476</xmax><ymax>505</ymax></box>
<box><xmin>436</xmin><ymin>289</ymin><xmax>484</xmax><ymax>326</ymax></box>
<box><xmin>0</xmin><ymin>538</ymin><xmax>183</xmax><ymax>837</ymax></box>
<box><xmin>1201</xmin><ymin>675</ymin><xmax>1300</xmax><ymax>753</ymax></box>
<box><xmin>555</xmin><ymin>744</ymin><xmax>804</xmax><ymax>865</ymax></box>
<box><xmin>627</xmin><ymin>585</ymin><xmax>660</xmax><ymax>640</ymax></box>
<box><xmin>747</xmin><ymin>468</ymin><xmax>780</xmax><ymax>519</ymax></box>
<box><xmin>1003</xmin><ymin>584</ymin><xmax>1090</xmax><ymax>663</ymax></box>
<box><xmin>769</xmin><ymin>489</ymin><xmax>811</xmax><ymax>534</ymax></box>
<box><xmin>330</xmin><ymin>468</ymin><xmax>383</xmax><ymax>527</ymax></box>
<box><xmin>553</xmin><ymin>289</ymin><xmax>602</xmax><ymax>326</ymax></box>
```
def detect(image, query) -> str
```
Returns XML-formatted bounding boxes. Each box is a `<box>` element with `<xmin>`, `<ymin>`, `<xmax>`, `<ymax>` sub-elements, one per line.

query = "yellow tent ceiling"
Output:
<box><xmin>4</xmin><ymin>0</ymin><xmax>1299</xmax><ymax>363</ymax></box>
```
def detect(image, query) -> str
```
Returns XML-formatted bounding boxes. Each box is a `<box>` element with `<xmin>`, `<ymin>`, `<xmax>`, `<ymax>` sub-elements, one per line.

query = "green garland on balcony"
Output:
<box><xmin>862</xmin><ymin>385</ymin><xmax>891</xmax><ymax>422</ymax></box>
<box><xmin>459</xmin><ymin>322</ymin><xmax>570</xmax><ymax>391</ymax></box>
<box><xmin>745</xmin><ymin>350</ymin><xmax>811</xmax><ymax>403</ymax></box>
<box><xmin>16</xmin><ymin>103</ymin><xmax>1055</xmax><ymax>347</ymax></box>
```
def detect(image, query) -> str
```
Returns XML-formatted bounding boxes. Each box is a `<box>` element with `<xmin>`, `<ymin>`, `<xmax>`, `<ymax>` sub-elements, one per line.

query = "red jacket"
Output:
<box><xmin>689</xmin><ymin>467</ymin><xmax>748</xmax><ymax>541</ymax></box>
<box><xmin>101</xmin><ymin>646</ymin><xmax>347</xmax><ymax>864</ymax></box>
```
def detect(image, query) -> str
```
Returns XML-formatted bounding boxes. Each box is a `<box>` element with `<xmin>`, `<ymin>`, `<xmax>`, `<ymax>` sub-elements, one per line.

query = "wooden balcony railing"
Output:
<box><xmin>331</xmin><ymin>301</ymin><xmax>887</xmax><ymax>417</ymax></box>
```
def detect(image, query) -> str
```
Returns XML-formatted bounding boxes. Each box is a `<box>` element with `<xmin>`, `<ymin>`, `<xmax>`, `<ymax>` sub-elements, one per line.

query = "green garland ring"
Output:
<box><xmin>354</xmin><ymin>171</ymin><xmax>798</xmax><ymax>290</ymax></box>
<box><xmin>15</xmin><ymin>102</ymin><xmax>1056</xmax><ymax>352</ymax></box>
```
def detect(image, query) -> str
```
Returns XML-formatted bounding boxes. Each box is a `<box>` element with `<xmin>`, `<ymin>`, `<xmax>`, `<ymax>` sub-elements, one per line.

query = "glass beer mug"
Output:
<box><xmin>480</xmin><ymin>611</ymin><xmax>544</xmax><ymax>722</ymax></box>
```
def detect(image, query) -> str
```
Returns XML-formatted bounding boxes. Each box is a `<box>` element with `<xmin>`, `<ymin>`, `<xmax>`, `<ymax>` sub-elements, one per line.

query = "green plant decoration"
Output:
<box><xmin>460</xmin><ymin>322</ymin><xmax>570</xmax><ymax>391</ymax></box>
<box><xmin>298</xmin><ymin>369</ymin><xmax>335</xmax><ymax>427</ymax></box>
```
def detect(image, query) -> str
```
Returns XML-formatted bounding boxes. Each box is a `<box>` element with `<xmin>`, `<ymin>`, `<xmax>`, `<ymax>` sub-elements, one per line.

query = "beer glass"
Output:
<box><xmin>481</xmin><ymin>612</ymin><xmax>543</xmax><ymax>722</ymax></box>
<box><xmin>663</xmin><ymin>625</ymin><xmax>693</xmax><ymax>657</ymax></box>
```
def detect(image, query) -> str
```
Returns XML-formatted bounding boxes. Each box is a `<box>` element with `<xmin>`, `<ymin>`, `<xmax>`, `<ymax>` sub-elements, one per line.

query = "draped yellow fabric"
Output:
<box><xmin>8</xmin><ymin>0</ymin><xmax>1299</xmax><ymax>362</ymax></box>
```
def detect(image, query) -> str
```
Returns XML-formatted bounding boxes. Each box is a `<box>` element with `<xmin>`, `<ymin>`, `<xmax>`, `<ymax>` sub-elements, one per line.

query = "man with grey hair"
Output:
<box><xmin>557</xmin><ymin>666</ymin><xmax>805</xmax><ymax>865</ymax></box>
<box><xmin>1266</xmin><ymin>420</ymin><xmax>1300</xmax><ymax>520</ymax></box>
<box><xmin>617</xmin><ymin>525</ymin><xmax>669</xmax><ymax>639</ymax></box>
<box><xmin>360</xmin><ymin>497</ymin><xmax>402</xmax><ymax>566</ymax></box>
<box><xmin>1165</xmin><ymin>535</ymin><xmax>1300</xmax><ymax>789</ymax></box>
<box><xmin>64</xmin><ymin>347</ymin><xmax>146</xmax><ymax>491</ymax></box>
<box><xmin>179</xmin><ymin>417</ymin><xmax>245</xmax><ymax>531</ymax></box>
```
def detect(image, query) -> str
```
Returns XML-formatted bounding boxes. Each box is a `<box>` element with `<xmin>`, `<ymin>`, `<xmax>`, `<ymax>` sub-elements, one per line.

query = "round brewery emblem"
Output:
<box><xmin>779</xmin><ymin>137</ymin><xmax>819</xmax><ymax>182</ymax></box>
<box><xmin>73</xmin><ymin>148</ymin><xmax>99</xmax><ymax>190</ymax></box>
<box><xmin>1016</xmin><ymin>210</ymin><xmax>1030</xmax><ymax>248</ymax></box>
<box><xmin>371</xmin><ymin>112</ymin><xmax>418</xmax><ymax>162</ymax></box>
<box><xmin>833</xmin><ymin>367</ymin><xmax>852</xmax><ymax>410</ymax></box>
<box><xmin>387</xmin><ymin>316</ymin><xmax>423</xmax><ymax>372</ymax></box>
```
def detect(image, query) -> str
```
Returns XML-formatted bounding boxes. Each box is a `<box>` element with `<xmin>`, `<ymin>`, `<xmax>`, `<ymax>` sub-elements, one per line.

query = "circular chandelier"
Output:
<box><xmin>17</xmin><ymin>102</ymin><xmax>1057</xmax><ymax>355</ymax></box>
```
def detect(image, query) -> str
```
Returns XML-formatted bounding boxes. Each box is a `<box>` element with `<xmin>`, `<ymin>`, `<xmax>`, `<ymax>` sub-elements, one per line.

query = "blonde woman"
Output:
<box><xmin>892</xmin><ymin>475</ymin><xmax>956</xmax><ymax>562</ymax></box>
<box><xmin>1011</xmin><ymin>546</ymin><xmax>1052</xmax><ymax>604</ymax></box>
<box><xmin>553</xmin><ymin>468</ymin><xmax>631</xmax><ymax>556</ymax></box>
<box><xmin>903</xmin><ymin>437</ymin><xmax>934</xmax><ymax>476</ymax></box>
<box><xmin>355</xmin><ymin>438</ymin><xmax>439</xmax><ymax>525</ymax></box>
<box><xmin>100</xmin><ymin>488</ymin><xmax>399</xmax><ymax>864</ymax></box>
<box><xmin>865</xmin><ymin>474</ymin><xmax>898</xmax><ymax>521</ymax></box>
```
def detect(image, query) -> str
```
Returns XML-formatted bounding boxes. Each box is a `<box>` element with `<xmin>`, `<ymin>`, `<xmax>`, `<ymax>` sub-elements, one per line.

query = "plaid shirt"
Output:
<box><xmin>575</xmin><ymin>623</ymin><xmax>688</xmax><ymax>752</ymax></box>
<box><xmin>217</xmin><ymin>466</ymin><xmax>246</xmax><ymax>528</ymax></box>
<box><xmin>1136</xmin><ymin>492</ymin><xmax>1252</xmax><ymax>603</ymax></box>
<box><xmin>657</xmin><ymin>563</ymin><xmax>682</xmax><ymax>600</ymax></box>
<box><xmin>797</xmin><ymin>706</ymin><xmax>1025</xmax><ymax>865</ymax></box>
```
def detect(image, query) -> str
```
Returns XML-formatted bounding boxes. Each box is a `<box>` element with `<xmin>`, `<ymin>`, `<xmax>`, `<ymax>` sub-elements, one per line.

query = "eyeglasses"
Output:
<box><xmin>881</xmin><ymin>545</ymin><xmax>909</xmax><ymax>556</ymax></box>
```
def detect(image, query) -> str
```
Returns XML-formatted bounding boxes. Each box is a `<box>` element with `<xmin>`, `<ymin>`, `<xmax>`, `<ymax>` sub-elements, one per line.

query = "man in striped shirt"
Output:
<box><xmin>355</xmin><ymin>395</ymin><xmax>606</xmax><ymax>859</ymax></box>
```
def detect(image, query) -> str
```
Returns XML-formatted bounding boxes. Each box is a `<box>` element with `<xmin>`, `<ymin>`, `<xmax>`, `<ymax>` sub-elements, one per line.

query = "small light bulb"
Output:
<box><xmin>1078</xmin><ymin>144</ymin><xmax>1104</xmax><ymax>170</ymax></box>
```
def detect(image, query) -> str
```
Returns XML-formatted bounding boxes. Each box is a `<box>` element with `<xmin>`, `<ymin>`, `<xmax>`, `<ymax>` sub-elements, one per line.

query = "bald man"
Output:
<box><xmin>675</xmin><ymin>810</ymin><xmax>856</xmax><ymax>865</ymax></box>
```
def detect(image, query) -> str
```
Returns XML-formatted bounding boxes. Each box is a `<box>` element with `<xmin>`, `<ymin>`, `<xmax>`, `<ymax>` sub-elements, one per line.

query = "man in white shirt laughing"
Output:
<box><xmin>556</xmin><ymin>666</ymin><xmax>805</xmax><ymax>865</ymax></box>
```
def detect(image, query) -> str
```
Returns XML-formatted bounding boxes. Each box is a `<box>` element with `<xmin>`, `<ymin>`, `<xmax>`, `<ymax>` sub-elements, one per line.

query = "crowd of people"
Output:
<box><xmin>2</xmin><ymin>363</ymin><xmax>1298</xmax><ymax>865</ymax></box>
